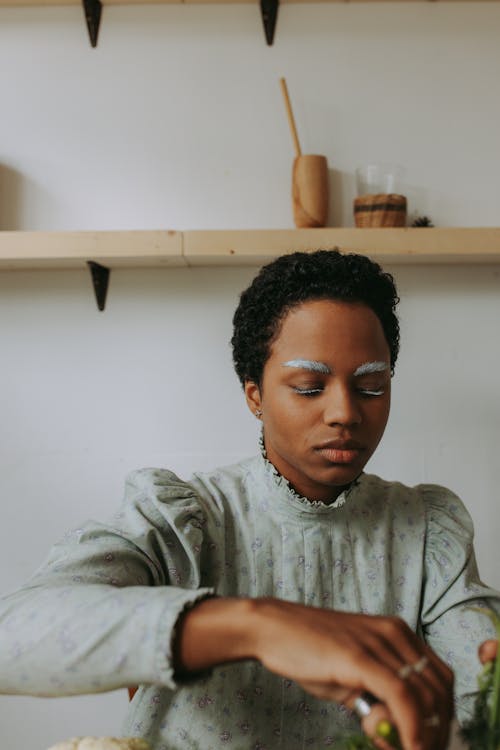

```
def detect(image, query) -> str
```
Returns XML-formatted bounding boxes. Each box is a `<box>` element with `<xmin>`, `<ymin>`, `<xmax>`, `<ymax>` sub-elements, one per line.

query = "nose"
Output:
<box><xmin>323</xmin><ymin>382</ymin><xmax>362</xmax><ymax>427</ymax></box>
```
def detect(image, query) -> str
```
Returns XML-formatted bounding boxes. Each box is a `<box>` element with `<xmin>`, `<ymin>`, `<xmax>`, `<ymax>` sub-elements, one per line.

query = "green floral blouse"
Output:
<box><xmin>1</xmin><ymin>452</ymin><xmax>499</xmax><ymax>749</ymax></box>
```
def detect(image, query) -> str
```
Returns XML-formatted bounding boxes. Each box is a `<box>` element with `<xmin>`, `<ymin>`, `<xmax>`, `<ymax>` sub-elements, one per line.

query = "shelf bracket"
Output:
<box><xmin>260</xmin><ymin>0</ymin><xmax>279</xmax><ymax>45</ymax></box>
<box><xmin>87</xmin><ymin>261</ymin><xmax>110</xmax><ymax>311</ymax></box>
<box><xmin>82</xmin><ymin>0</ymin><xmax>102</xmax><ymax>48</ymax></box>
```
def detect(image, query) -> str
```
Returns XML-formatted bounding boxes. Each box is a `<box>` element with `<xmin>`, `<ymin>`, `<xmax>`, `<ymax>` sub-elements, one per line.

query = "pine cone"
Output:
<box><xmin>411</xmin><ymin>216</ymin><xmax>434</xmax><ymax>227</ymax></box>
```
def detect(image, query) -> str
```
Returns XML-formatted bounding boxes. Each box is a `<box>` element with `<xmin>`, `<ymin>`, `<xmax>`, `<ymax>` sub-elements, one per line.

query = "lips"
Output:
<box><xmin>315</xmin><ymin>439</ymin><xmax>365</xmax><ymax>465</ymax></box>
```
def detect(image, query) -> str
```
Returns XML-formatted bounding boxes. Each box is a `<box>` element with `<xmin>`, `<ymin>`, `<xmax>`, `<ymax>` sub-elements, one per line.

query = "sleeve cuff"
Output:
<box><xmin>155</xmin><ymin>587</ymin><xmax>215</xmax><ymax>690</ymax></box>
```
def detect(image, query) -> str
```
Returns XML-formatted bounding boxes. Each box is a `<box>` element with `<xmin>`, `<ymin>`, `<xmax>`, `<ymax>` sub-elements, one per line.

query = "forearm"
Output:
<box><xmin>173</xmin><ymin>596</ymin><xmax>261</xmax><ymax>676</ymax></box>
<box><xmin>175</xmin><ymin>596</ymin><xmax>455</xmax><ymax>750</ymax></box>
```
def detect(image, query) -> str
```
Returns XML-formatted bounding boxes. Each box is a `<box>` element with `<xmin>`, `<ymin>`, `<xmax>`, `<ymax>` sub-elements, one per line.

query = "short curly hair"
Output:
<box><xmin>231</xmin><ymin>249</ymin><xmax>400</xmax><ymax>387</ymax></box>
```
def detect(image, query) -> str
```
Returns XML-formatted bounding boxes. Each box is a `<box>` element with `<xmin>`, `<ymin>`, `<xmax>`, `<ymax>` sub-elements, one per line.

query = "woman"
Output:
<box><xmin>0</xmin><ymin>249</ymin><xmax>498</xmax><ymax>750</ymax></box>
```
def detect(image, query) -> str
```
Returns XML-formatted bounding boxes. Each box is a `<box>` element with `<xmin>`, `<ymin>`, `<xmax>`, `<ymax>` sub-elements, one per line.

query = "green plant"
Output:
<box><xmin>339</xmin><ymin>718</ymin><xmax>402</xmax><ymax>750</ymax></box>
<box><xmin>461</xmin><ymin>608</ymin><xmax>500</xmax><ymax>750</ymax></box>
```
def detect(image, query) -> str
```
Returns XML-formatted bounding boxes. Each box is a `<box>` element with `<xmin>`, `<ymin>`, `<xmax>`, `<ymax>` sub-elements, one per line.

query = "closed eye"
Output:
<box><xmin>358</xmin><ymin>388</ymin><xmax>385</xmax><ymax>397</ymax></box>
<box><xmin>292</xmin><ymin>386</ymin><xmax>324</xmax><ymax>397</ymax></box>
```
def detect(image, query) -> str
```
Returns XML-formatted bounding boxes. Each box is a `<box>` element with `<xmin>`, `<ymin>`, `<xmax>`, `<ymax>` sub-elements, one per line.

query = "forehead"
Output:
<box><xmin>269</xmin><ymin>299</ymin><xmax>390</xmax><ymax>365</ymax></box>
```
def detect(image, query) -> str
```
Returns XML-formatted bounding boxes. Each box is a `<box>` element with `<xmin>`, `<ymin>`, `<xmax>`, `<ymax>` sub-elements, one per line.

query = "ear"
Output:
<box><xmin>244</xmin><ymin>381</ymin><xmax>262</xmax><ymax>417</ymax></box>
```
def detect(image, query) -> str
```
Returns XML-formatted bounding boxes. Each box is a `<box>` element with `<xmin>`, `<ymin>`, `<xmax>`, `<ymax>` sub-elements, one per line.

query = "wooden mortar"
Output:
<box><xmin>292</xmin><ymin>154</ymin><xmax>329</xmax><ymax>228</ymax></box>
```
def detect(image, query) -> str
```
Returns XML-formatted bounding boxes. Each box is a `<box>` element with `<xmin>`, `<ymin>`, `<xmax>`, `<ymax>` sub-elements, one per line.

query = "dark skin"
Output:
<box><xmin>244</xmin><ymin>299</ymin><xmax>392</xmax><ymax>503</ymax></box>
<box><xmin>170</xmin><ymin>299</ymin><xmax>496</xmax><ymax>750</ymax></box>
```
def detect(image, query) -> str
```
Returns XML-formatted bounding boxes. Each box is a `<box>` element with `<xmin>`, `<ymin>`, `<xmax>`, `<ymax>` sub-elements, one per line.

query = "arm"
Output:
<box><xmin>174</xmin><ymin>596</ymin><xmax>454</xmax><ymax>750</ymax></box>
<box><xmin>0</xmin><ymin>469</ymin><xmax>214</xmax><ymax>696</ymax></box>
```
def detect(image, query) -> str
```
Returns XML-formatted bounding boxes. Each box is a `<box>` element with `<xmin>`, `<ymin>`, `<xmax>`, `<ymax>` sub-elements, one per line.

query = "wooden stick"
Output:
<box><xmin>280</xmin><ymin>77</ymin><xmax>302</xmax><ymax>158</ymax></box>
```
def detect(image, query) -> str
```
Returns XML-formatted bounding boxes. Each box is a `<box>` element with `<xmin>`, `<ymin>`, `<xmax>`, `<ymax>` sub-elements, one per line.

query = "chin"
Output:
<box><xmin>318</xmin><ymin>464</ymin><xmax>364</xmax><ymax>487</ymax></box>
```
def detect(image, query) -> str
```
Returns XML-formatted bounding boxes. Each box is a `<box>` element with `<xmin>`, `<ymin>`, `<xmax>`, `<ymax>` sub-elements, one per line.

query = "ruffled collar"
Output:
<box><xmin>258</xmin><ymin>432</ymin><xmax>361</xmax><ymax>515</ymax></box>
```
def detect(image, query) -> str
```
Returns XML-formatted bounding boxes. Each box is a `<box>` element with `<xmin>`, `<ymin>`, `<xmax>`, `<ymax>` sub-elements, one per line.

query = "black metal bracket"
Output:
<box><xmin>87</xmin><ymin>261</ymin><xmax>110</xmax><ymax>311</ymax></box>
<box><xmin>260</xmin><ymin>0</ymin><xmax>279</xmax><ymax>45</ymax></box>
<box><xmin>82</xmin><ymin>0</ymin><xmax>102</xmax><ymax>48</ymax></box>
<box><xmin>83</xmin><ymin>0</ymin><xmax>274</xmax><ymax>48</ymax></box>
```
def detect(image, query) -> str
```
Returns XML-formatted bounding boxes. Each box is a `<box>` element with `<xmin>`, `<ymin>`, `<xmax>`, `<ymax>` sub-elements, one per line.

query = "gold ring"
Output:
<box><xmin>412</xmin><ymin>656</ymin><xmax>428</xmax><ymax>674</ymax></box>
<box><xmin>397</xmin><ymin>655</ymin><xmax>428</xmax><ymax>679</ymax></box>
<box><xmin>397</xmin><ymin>663</ymin><xmax>413</xmax><ymax>679</ymax></box>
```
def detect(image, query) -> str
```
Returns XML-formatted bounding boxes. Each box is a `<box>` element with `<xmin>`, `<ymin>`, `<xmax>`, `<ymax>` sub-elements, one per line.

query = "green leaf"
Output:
<box><xmin>460</xmin><ymin>607</ymin><xmax>500</xmax><ymax>750</ymax></box>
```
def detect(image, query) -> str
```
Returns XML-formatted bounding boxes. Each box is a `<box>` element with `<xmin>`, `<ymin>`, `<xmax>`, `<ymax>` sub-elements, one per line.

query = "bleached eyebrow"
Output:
<box><xmin>282</xmin><ymin>359</ymin><xmax>331</xmax><ymax>375</ymax></box>
<box><xmin>353</xmin><ymin>361</ymin><xmax>389</xmax><ymax>377</ymax></box>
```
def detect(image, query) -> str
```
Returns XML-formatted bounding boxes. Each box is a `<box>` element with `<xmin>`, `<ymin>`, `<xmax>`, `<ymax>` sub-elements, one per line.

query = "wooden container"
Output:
<box><xmin>354</xmin><ymin>193</ymin><xmax>407</xmax><ymax>228</ymax></box>
<box><xmin>292</xmin><ymin>155</ymin><xmax>329</xmax><ymax>228</ymax></box>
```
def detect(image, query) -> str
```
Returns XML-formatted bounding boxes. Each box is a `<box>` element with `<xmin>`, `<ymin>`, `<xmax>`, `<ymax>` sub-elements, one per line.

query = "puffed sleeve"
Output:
<box><xmin>0</xmin><ymin>469</ymin><xmax>215</xmax><ymax>697</ymax></box>
<box><xmin>419</xmin><ymin>484</ymin><xmax>500</xmax><ymax>723</ymax></box>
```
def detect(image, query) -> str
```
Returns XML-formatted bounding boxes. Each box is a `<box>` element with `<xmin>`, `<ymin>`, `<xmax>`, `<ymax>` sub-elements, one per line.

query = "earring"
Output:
<box><xmin>255</xmin><ymin>409</ymin><xmax>263</xmax><ymax>418</ymax></box>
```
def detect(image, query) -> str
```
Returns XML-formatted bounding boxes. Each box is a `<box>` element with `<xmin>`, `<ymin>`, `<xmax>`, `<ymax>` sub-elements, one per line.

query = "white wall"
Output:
<box><xmin>1</xmin><ymin>4</ymin><xmax>500</xmax><ymax>749</ymax></box>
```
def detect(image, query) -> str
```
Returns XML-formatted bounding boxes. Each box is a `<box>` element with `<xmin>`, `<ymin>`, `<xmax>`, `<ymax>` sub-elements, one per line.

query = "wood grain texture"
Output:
<box><xmin>1</xmin><ymin>228</ymin><xmax>500</xmax><ymax>269</ymax></box>
<box><xmin>292</xmin><ymin>155</ymin><xmax>329</xmax><ymax>229</ymax></box>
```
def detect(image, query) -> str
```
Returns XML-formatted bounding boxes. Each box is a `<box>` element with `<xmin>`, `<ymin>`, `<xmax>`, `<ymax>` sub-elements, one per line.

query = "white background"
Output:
<box><xmin>1</xmin><ymin>3</ymin><xmax>500</xmax><ymax>748</ymax></box>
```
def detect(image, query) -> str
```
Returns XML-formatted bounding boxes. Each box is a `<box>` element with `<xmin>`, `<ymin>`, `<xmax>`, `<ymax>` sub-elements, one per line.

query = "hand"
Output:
<box><xmin>251</xmin><ymin>599</ymin><xmax>454</xmax><ymax>750</ymax></box>
<box><xmin>175</xmin><ymin>597</ymin><xmax>454</xmax><ymax>750</ymax></box>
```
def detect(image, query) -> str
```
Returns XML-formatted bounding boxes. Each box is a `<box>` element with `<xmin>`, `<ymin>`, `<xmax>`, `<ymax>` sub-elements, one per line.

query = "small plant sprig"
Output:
<box><xmin>461</xmin><ymin>608</ymin><xmax>500</xmax><ymax>750</ymax></box>
<box><xmin>339</xmin><ymin>718</ymin><xmax>402</xmax><ymax>750</ymax></box>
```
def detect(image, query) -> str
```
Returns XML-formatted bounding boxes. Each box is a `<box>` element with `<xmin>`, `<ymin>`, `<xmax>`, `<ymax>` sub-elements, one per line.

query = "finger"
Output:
<box><xmin>418</xmin><ymin>646</ymin><xmax>455</xmax><ymax>750</ymax></box>
<box><xmin>422</xmin><ymin>712</ymin><xmax>448</xmax><ymax>750</ymax></box>
<box><xmin>401</xmin><ymin>677</ymin><xmax>445</xmax><ymax>750</ymax></box>
<box><xmin>347</xmin><ymin>653</ymin><xmax>429</xmax><ymax>750</ymax></box>
<box><xmin>370</xmin><ymin>618</ymin><xmax>452</xmax><ymax>709</ymax></box>
<box><xmin>421</xmin><ymin>643</ymin><xmax>455</xmax><ymax>702</ymax></box>
<box><xmin>373</xmin><ymin>716</ymin><xmax>407</xmax><ymax>750</ymax></box>
<box><xmin>360</xmin><ymin>636</ymin><xmax>453</xmax><ymax>750</ymax></box>
<box><xmin>399</xmin><ymin>648</ymin><xmax>453</xmax><ymax>750</ymax></box>
<box><xmin>479</xmin><ymin>639</ymin><xmax>498</xmax><ymax>664</ymax></box>
<box><xmin>361</xmin><ymin>701</ymin><xmax>400</xmax><ymax>750</ymax></box>
<box><xmin>388</xmin><ymin>649</ymin><xmax>453</xmax><ymax>750</ymax></box>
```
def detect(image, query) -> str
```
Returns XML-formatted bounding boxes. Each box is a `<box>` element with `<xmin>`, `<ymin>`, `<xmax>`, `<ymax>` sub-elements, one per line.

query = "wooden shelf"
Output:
<box><xmin>183</xmin><ymin>228</ymin><xmax>500</xmax><ymax>266</ymax></box>
<box><xmin>0</xmin><ymin>230</ymin><xmax>184</xmax><ymax>270</ymax></box>
<box><xmin>1</xmin><ymin>228</ymin><xmax>500</xmax><ymax>269</ymax></box>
